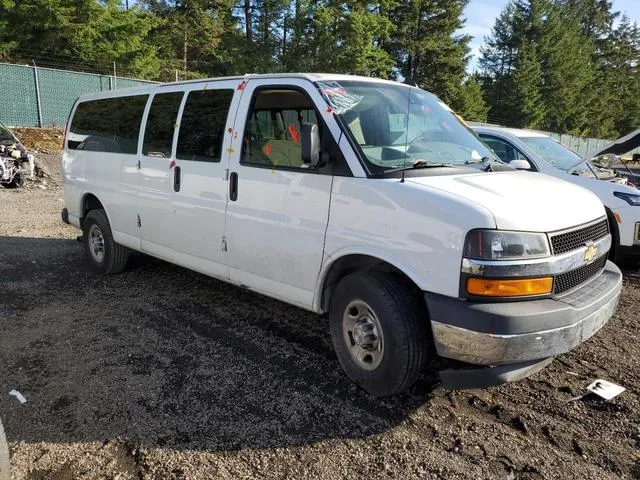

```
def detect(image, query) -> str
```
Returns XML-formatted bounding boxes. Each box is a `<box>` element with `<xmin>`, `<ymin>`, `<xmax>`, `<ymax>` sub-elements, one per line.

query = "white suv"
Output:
<box><xmin>61</xmin><ymin>74</ymin><xmax>622</xmax><ymax>395</ymax></box>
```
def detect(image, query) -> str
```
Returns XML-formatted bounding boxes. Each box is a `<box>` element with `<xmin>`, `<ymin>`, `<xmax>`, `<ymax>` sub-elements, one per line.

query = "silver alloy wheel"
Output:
<box><xmin>88</xmin><ymin>224</ymin><xmax>105</xmax><ymax>264</ymax></box>
<box><xmin>342</xmin><ymin>299</ymin><xmax>384</xmax><ymax>371</ymax></box>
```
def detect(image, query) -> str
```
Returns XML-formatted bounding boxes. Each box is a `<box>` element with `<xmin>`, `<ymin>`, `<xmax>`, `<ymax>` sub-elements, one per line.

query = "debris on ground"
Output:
<box><xmin>0</xmin><ymin>126</ymin><xmax>61</xmax><ymax>189</ymax></box>
<box><xmin>12</xmin><ymin>127</ymin><xmax>63</xmax><ymax>155</ymax></box>
<box><xmin>8</xmin><ymin>390</ymin><xmax>27</xmax><ymax>405</ymax></box>
<box><xmin>0</xmin><ymin>123</ymin><xmax>34</xmax><ymax>189</ymax></box>
<box><xmin>586</xmin><ymin>379</ymin><xmax>626</xmax><ymax>400</ymax></box>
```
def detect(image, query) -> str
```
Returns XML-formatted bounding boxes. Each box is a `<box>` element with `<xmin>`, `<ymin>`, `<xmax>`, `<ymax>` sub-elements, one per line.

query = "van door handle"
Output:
<box><xmin>229</xmin><ymin>172</ymin><xmax>238</xmax><ymax>201</ymax></box>
<box><xmin>173</xmin><ymin>165</ymin><xmax>181</xmax><ymax>192</ymax></box>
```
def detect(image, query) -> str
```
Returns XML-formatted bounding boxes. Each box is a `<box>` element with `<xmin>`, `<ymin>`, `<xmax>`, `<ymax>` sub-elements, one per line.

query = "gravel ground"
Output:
<box><xmin>0</xmin><ymin>155</ymin><xmax>639</xmax><ymax>480</ymax></box>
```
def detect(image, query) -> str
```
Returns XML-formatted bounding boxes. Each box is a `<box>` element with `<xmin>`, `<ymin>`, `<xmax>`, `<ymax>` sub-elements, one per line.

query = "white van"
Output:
<box><xmin>61</xmin><ymin>74</ymin><xmax>622</xmax><ymax>395</ymax></box>
<box><xmin>472</xmin><ymin>125</ymin><xmax>640</xmax><ymax>264</ymax></box>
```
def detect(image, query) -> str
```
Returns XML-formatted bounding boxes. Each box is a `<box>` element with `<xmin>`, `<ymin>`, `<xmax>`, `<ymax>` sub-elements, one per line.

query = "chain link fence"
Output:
<box><xmin>0</xmin><ymin>62</ymin><xmax>156</xmax><ymax>128</ymax></box>
<box><xmin>1</xmin><ymin>62</ymin><xmax>637</xmax><ymax>158</ymax></box>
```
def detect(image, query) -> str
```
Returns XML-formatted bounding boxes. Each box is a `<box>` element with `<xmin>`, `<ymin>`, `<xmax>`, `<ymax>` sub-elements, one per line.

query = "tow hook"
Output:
<box><xmin>76</xmin><ymin>235</ymin><xmax>83</xmax><ymax>243</ymax></box>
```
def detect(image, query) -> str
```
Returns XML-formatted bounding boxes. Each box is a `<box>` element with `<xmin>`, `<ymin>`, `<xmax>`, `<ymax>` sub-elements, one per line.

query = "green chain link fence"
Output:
<box><xmin>0</xmin><ymin>62</ymin><xmax>156</xmax><ymax>128</ymax></box>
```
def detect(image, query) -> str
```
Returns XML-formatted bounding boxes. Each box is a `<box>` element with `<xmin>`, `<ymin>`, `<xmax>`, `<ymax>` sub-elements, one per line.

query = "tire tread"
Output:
<box><xmin>330</xmin><ymin>270</ymin><xmax>428</xmax><ymax>396</ymax></box>
<box><xmin>83</xmin><ymin>209</ymin><xmax>129</xmax><ymax>274</ymax></box>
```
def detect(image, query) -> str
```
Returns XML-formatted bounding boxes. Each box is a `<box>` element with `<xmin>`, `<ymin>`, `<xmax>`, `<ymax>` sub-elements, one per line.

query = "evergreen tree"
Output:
<box><xmin>605</xmin><ymin>17</ymin><xmax>640</xmax><ymax>135</ymax></box>
<box><xmin>140</xmin><ymin>0</ymin><xmax>236</xmax><ymax>79</ymax></box>
<box><xmin>479</xmin><ymin>0</ymin><xmax>601</xmax><ymax>135</ymax></box>
<box><xmin>385</xmin><ymin>0</ymin><xmax>470</xmax><ymax>104</ymax></box>
<box><xmin>451</xmin><ymin>75</ymin><xmax>489</xmax><ymax>122</ymax></box>
<box><xmin>0</xmin><ymin>0</ymin><xmax>161</xmax><ymax>78</ymax></box>
<box><xmin>538</xmin><ymin>3</ymin><xmax>595</xmax><ymax>134</ymax></box>
<box><xmin>509</xmin><ymin>41</ymin><xmax>545</xmax><ymax>128</ymax></box>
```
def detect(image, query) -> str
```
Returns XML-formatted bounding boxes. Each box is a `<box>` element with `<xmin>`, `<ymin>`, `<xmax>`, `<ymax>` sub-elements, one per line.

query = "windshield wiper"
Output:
<box><xmin>411</xmin><ymin>159</ymin><xmax>452</xmax><ymax>168</ymax></box>
<box><xmin>381</xmin><ymin>160</ymin><xmax>453</xmax><ymax>174</ymax></box>
<box><xmin>464</xmin><ymin>156</ymin><xmax>492</xmax><ymax>165</ymax></box>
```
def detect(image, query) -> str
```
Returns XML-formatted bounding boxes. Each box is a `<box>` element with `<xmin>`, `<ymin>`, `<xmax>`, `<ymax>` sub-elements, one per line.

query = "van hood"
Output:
<box><xmin>407</xmin><ymin>171</ymin><xmax>605</xmax><ymax>232</ymax></box>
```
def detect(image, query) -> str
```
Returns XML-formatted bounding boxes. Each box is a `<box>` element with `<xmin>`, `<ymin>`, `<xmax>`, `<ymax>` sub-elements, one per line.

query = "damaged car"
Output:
<box><xmin>472</xmin><ymin>125</ymin><xmax>640</xmax><ymax>264</ymax></box>
<box><xmin>0</xmin><ymin>121</ymin><xmax>34</xmax><ymax>188</ymax></box>
<box><xmin>591</xmin><ymin>129</ymin><xmax>640</xmax><ymax>186</ymax></box>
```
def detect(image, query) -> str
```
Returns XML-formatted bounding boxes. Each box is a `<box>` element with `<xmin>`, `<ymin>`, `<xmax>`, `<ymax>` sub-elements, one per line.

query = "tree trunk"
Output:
<box><xmin>294</xmin><ymin>0</ymin><xmax>301</xmax><ymax>50</ymax></box>
<box><xmin>244</xmin><ymin>0</ymin><xmax>252</xmax><ymax>40</ymax></box>
<box><xmin>183</xmin><ymin>28</ymin><xmax>188</xmax><ymax>72</ymax></box>
<box><xmin>263</xmin><ymin>2</ymin><xmax>269</xmax><ymax>44</ymax></box>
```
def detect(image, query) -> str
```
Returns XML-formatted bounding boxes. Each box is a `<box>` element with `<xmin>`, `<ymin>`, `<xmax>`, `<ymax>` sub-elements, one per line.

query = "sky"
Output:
<box><xmin>459</xmin><ymin>0</ymin><xmax>640</xmax><ymax>72</ymax></box>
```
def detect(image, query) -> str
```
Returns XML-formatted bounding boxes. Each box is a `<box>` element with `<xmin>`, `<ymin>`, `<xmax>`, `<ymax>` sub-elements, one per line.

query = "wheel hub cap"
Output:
<box><xmin>342</xmin><ymin>300</ymin><xmax>384</xmax><ymax>371</ymax></box>
<box><xmin>88</xmin><ymin>224</ymin><xmax>105</xmax><ymax>263</ymax></box>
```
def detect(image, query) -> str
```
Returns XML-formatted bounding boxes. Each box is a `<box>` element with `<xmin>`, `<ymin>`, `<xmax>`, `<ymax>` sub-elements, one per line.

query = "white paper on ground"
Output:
<box><xmin>8</xmin><ymin>390</ymin><xmax>27</xmax><ymax>404</ymax></box>
<box><xmin>586</xmin><ymin>379</ymin><xmax>625</xmax><ymax>400</ymax></box>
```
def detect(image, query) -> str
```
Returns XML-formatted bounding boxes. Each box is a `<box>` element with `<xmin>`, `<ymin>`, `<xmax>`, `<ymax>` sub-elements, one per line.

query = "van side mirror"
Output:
<box><xmin>301</xmin><ymin>122</ymin><xmax>320</xmax><ymax>167</ymax></box>
<box><xmin>509</xmin><ymin>159</ymin><xmax>532</xmax><ymax>170</ymax></box>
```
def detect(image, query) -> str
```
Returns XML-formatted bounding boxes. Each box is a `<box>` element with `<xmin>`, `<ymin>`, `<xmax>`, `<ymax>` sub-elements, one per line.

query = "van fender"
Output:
<box><xmin>79</xmin><ymin>191</ymin><xmax>111</xmax><ymax>226</ymax></box>
<box><xmin>313</xmin><ymin>245</ymin><xmax>428</xmax><ymax>313</ymax></box>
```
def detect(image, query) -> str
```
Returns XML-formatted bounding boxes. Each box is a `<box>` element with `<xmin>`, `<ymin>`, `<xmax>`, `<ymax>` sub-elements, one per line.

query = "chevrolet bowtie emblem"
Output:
<box><xmin>584</xmin><ymin>243</ymin><xmax>598</xmax><ymax>263</ymax></box>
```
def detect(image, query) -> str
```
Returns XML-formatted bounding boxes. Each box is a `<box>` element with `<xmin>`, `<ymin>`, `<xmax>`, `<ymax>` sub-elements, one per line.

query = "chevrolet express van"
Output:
<box><xmin>472</xmin><ymin>125</ymin><xmax>640</xmax><ymax>264</ymax></box>
<box><xmin>61</xmin><ymin>74</ymin><xmax>622</xmax><ymax>396</ymax></box>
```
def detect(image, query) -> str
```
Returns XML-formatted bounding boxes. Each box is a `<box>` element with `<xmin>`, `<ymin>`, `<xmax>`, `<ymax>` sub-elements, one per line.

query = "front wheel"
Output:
<box><xmin>329</xmin><ymin>271</ymin><xmax>429</xmax><ymax>396</ymax></box>
<box><xmin>82</xmin><ymin>209</ymin><xmax>129</xmax><ymax>274</ymax></box>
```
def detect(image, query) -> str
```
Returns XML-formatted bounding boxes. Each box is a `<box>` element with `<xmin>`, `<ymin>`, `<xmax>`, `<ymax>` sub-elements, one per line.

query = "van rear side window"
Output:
<box><xmin>142</xmin><ymin>92</ymin><xmax>183</xmax><ymax>157</ymax></box>
<box><xmin>176</xmin><ymin>89</ymin><xmax>234</xmax><ymax>163</ymax></box>
<box><xmin>68</xmin><ymin>95</ymin><xmax>148</xmax><ymax>154</ymax></box>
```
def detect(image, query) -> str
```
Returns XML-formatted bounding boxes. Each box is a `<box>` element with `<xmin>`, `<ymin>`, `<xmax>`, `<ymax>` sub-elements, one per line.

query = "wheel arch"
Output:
<box><xmin>605</xmin><ymin>207</ymin><xmax>620</xmax><ymax>260</ymax></box>
<box><xmin>80</xmin><ymin>192</ymin><xmax>106</xmax><ymax>227</ymax></box>
<box><xmin>314</xmin><ymin>249</ymin><xmax>427</xmax><ymax>314</ymax></box>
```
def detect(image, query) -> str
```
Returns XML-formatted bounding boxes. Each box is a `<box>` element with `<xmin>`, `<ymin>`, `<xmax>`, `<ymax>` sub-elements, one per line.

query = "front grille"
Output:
<box><xmin>554</xmin><ymin>255</ymin><xmax>607</xmax><ymax>295</ymax></box>
<box><xmin>550</xmin><ymin>219</ymin><xmax>608</xmax><ymax>255</ymax></box>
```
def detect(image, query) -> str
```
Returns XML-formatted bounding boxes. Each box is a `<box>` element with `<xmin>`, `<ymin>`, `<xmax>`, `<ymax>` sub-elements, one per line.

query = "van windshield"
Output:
<box><xmin>316</xmin><ymin>80</ymin><xmax>497</xmax><ymax>174</ymax></box>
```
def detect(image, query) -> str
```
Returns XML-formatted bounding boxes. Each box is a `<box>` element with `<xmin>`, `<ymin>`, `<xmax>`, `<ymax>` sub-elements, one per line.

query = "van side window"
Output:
<box><xmin>143</xmin><ymin>92</ymin><xmax>183</xmax><ymax>157</ymax></box>
<box><xmin>241</xmin><ymin>89</ymin><xmax>319</xmax><ymax>169</ymax></box>
<box><xmin>68</xmin><ymin>95</ymin><xmax>148</xmax><ymax>154</ymax></box>
<box><xmin>176</xmin><ymin>89</ymin><xmax>234</xmax><ymax>163</ymax></box>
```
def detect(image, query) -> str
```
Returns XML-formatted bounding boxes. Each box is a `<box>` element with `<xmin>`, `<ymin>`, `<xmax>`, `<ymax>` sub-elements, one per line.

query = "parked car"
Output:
<box><xmin>472</xmin><ymin>125</ymin><xmax>640</xmax><ymax>265</ymax></box>
<box><xmin>61</xmin><ymin>74</ymin><xmax>622</xmax><ymax>395</ymax></box>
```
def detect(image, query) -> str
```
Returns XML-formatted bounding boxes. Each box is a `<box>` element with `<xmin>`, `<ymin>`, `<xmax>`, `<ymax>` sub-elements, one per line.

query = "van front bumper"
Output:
<box><xmin>427</xmin><ymin>261</ymin><xmax>622</xmax><ymax>383</ymax></box>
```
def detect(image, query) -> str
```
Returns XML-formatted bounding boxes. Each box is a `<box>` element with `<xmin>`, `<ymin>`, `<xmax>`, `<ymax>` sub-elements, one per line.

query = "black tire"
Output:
<box><xmin>82</xmin><ymin>209</ymin><xmax>129</xmax><ymax>274</ymax></box>
<box><xmin>329</xmin><ymin>271</ymin><xmax>429</xmax><ymax>397</ymax></box>
<box><xmin>605</xmin><ymin>210</ymin><xmax>620</xmax><ymax>264</ymax></box>
<box><xmin>4</xmin><ymin>174</ymin><xmax>22</xmax><ymax>188</ymax></box>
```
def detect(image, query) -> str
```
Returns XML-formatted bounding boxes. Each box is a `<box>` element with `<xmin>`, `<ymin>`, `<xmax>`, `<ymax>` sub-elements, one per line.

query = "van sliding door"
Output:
<box><xmin>138</xmin><ymin>86</ymin><xmax>185</xmax><ymax>260</ymax></box>
<box><xmin>167</xmin><ymin>81</ymin><xmax>241</xmax><ymax>279</ymax></box>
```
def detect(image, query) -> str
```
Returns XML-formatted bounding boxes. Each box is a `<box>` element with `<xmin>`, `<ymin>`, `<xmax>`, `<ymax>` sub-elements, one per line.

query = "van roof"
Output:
<box><xmin>75</xmin><ymin>73</ymin><xmax>405</xmax><ymax>102</ymax></box>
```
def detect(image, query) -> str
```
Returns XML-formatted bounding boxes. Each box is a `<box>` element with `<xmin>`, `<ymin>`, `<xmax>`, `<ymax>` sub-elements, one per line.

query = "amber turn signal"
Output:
<box><xmin>467</xmin><ymin>277</ymin><xmax>553</xmax><ymax>297</ymax></box>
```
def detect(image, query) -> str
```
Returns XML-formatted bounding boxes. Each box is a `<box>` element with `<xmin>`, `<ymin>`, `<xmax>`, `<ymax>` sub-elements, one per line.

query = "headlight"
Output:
<box><xmin>613</xmin><ymin>191</ymin><xmax>640</xmax><ymax>206</ymax></box>
<box><xmin>464</xmin><ymin>230</ymin><xmax>550</xmax><ymax>260</ymax></box>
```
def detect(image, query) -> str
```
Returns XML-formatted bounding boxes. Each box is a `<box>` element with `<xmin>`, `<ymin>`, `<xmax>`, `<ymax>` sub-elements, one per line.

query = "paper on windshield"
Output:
<box><xmin>317</xmin><ymin>81</ymin><xmax>362</xmax><ymax>114</ymax></box>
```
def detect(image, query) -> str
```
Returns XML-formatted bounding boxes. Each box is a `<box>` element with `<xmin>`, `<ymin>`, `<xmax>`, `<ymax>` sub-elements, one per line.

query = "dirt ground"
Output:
<box><xmin>0</xmin><ymin>151</ymin><xmax>639</xmax><ymax>480</ymax></box>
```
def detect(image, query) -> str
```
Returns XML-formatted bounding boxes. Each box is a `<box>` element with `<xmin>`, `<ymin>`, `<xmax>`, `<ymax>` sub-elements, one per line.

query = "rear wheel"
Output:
<box><xmin>82</xmin><ymin>209</ymin><xmax>129</xmax><ymax>274</ymax></box>
<box><xmin>329</xmin><ymin>271</ymin><xmax>429</xmax><ymax>397</ymax></box>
